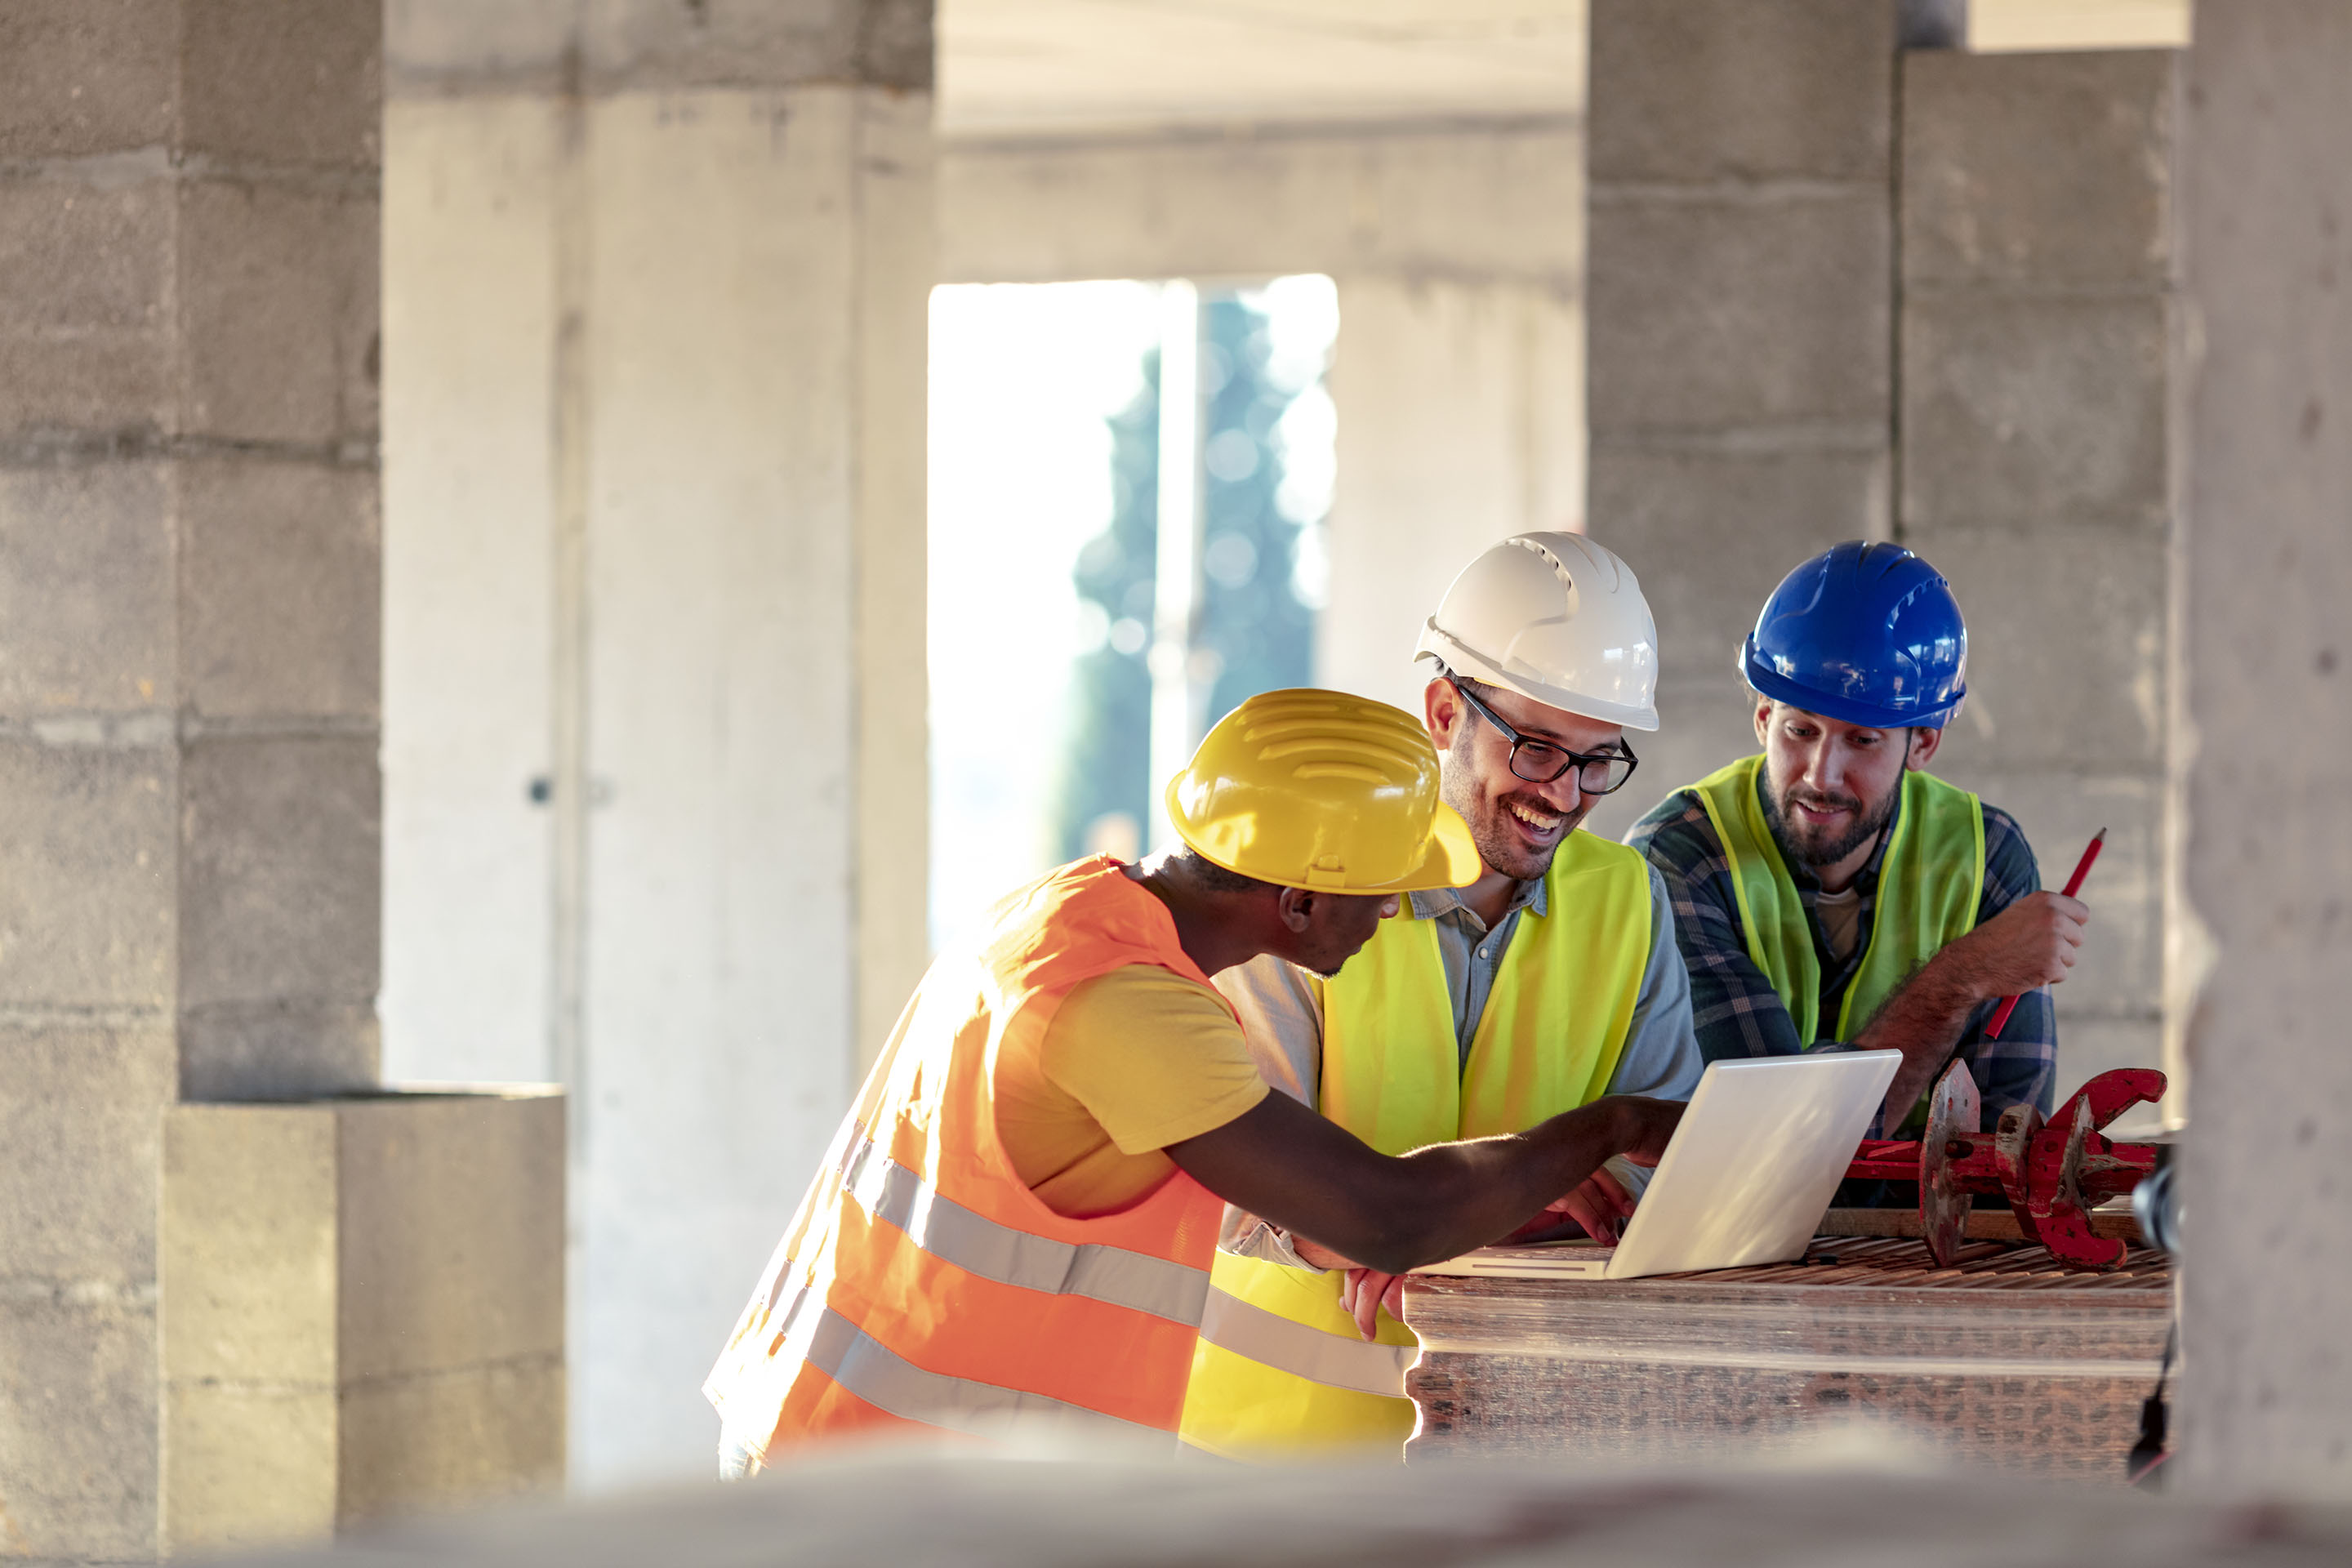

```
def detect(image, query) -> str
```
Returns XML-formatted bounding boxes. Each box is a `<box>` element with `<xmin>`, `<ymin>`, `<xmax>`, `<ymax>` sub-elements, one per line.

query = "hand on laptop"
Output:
<box><xmin>1517</xmin><ymin>1164</ymin><xmax>1638</xmax><ymax>1246</ymax></box>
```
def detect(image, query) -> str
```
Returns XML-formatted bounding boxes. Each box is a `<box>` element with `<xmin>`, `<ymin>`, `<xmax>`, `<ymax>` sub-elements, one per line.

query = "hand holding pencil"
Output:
<box><xmin>1986</xmin><ymin>828</ymin><xmax>2105</xmax><ymax>1040</ymax></box>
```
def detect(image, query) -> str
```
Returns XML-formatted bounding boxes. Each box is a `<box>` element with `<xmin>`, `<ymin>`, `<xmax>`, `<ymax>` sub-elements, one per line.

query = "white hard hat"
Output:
<box><xmin>1414</xmin><ymin>532</ymin><xmax>1661</xmax><ymax>732</ymax></box>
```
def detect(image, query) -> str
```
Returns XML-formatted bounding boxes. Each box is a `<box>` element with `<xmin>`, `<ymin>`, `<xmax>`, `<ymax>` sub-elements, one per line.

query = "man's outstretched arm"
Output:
<box><xmin>1165</xmin><ymin>1089</ymin><xmax>1682</xmax><ymax>1277</ymax></box>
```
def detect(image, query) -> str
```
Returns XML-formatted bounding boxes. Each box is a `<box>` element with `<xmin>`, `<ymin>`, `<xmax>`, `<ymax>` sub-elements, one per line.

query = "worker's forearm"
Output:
<box><xmin>1321</xmin><ymin>1100</ymin><xmax>1638</xmax><ymax>1275</ymax></box>
<box><xmin>1853</xmin><ymin>946</ymin><xmax>1995</xmax><ymax>1124</ymax></box>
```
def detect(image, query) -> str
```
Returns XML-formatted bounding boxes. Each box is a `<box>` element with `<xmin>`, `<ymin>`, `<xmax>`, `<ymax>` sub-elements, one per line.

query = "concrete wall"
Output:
<box><xmin>2174</xmin><ymin>0</ymin><xmax>2352</xmax><ymax>1498</ymax></box>
<box><xmin>940</xmin><ymin>122</ymin><xmax>1586</xmax><ymax>714</ymax></box>
<box><xmin>1580</xmin><ymin>0</ymin><xmax>1896</xmax><ymax>841</ymax></box>
<box><xmin>0</xmin><ymin>6</ymin><xmax>384</xmax><ymax>1556</ymax></box>
<box><xmin>382</xmin><ymin>0</ymin><xmax>933</xmax><ymax>1487</ymax></box>
<box><xmin>160</xmin><ymin>1092</ymin><xmax>564</xmax><ymax>1554</ymax></box>
<box><xmin>1897</xmin><ymin>48</ymin><xmax>2180</xmax><ymax>1112</ymax></box>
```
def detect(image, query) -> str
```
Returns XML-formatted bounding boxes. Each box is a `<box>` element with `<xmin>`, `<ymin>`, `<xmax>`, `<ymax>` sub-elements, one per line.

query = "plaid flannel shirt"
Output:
<box><xmin>1624</xmin><ymin>768</ymin><xmax>2057</xmax><ymax>1131</ymax></box>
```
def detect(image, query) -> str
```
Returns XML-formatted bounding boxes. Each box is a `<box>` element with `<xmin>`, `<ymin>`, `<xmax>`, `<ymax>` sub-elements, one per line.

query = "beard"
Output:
<box><xmin>1462</xmin><ymin>784</ymin><xmax>1587</xmax><ymax>883</ymax></box>
<box><xmin>1761</xmin><ymin>773</ymin><xmax>1900</xmax><ymax>869</ymax></box>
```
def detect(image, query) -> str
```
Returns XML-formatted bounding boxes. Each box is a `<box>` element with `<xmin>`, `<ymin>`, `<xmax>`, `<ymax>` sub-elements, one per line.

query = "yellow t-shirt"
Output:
<box><xmin>994</xmin><ymin>964</ymin><xmax>1270</xmax><ymax>1218</ymax></box>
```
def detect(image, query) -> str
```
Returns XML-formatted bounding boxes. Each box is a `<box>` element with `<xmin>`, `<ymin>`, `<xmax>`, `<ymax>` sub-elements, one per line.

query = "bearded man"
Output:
<box><xmin>1628</xmin><ymin>542</ymin><xmax>2081</xmax><ymax>1152</ymax></box>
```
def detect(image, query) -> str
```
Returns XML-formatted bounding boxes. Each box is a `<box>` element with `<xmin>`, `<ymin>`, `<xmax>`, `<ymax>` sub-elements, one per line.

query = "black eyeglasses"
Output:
<box><xmin>1448</xmin><ymin>677</ymin><xmax>1640</xmax><ymax>795</ymax></box>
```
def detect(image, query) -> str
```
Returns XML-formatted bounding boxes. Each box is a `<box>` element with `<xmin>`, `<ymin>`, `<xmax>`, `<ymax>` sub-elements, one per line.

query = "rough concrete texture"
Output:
<box><xmin>1588</xmin><ymin>192</ymin><xmax>1891</xmax><ymax>434</ymax></box>
<box><xmin>1589</xmin><ymin>0</ymin><xmax>1894</xmax><ymax>185</ymax></box>
<box><xmin>383</xmin><ymin>76</ymin><xmax>931</xmax><ymax>1486</ymax></box>
<box><xmin>0</xmin><ymin>172</ymin><xmax>180</xmax><ymax>438</ymax></box>
<box><xmin>160</xmin><ymin>1092</ymin><xmax>566</xmax><ymax>1553</ymax></box>
<box><xmin>1896</xmin><ymin>47</ymin><xmax>2180</xmax><ymax>1112</ymax></box>
<box><xmin>179</xmin><ymin>0</ymin><xmax>384</xmax><ymax>169</ymax></box>
<box><xmin>0</xmin><ymin>3</ymin><xmax>398</xmax><ymax>1556</ymax></box>
<box><xmin>0</xmin><ymin>0</ymin><xmax>179</xmax><ymax>160</ymax></box>
<box><xmin>179</xmin><ymin>178</ymin><xmax>382</xmax><ymax>449</ymax></box>
<box><xmin>0</xmin><ymin>739</ymin><xmax>177</xmax><ymax>1009</ymax></box>
<box><xmin>1901</xmin><ymin>293</ymin><xmax>2170</xmax><ymax>531</ymax></box>
<box><xmin>1584</xmin><ymin>444</ymin><xmax>1890</xmax><ymax>684</ymax></box>
<box><xmin>0</xmin><ymin>1019</ymin><xmax>175</xmax><ymax>1283</ymax></box>
<box><xmin>181</xmin><ymin>458</ymin><xmax>381</xmax><ymax>720</ymax></box>
<box><xmin>0</xmin><ymin>1291</ymin><xmax>159</xmax><ymax>1561</ymax></box>
<box><xmin>0</xmin><ymin>462</ymin><xmax>176</xmax><ymax>714</ymax></box>
<box><xmin>1586</xmin><ymin>0</ymin><xmax>1895</xmax><ymax>834</ymax></box>
<box><xmin>2175</xmin><ymin>0</ymin><xmax>2352</xmax><ymax>1498</ymax></box>
<box><xmin>1903</xmin><ymin>49</ymin><xmax>2176</xmax><ymax>289</ymax></box>
<box><xmin>387</xmin><ymin>0</ymin><xmax>933</xmax><ymax>95</ymax></box>
<box><xmin>938</xmin><ymin>122</ymin><xmax>1582</xmax><ymax>287</ymax></box>
<box><xmin>179</xmin><ymin>735</ymin><xmax>380</xmax><ymax>1016</ymax></box>
<box><xmin>1904</xmin><ymin>525</ymin><xmax>2168</xmax><ymax>773</ymax></box>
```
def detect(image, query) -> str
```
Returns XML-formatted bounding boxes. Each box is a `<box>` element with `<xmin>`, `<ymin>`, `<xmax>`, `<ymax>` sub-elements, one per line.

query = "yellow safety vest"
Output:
<box><xmin>1689</xmin><ymin>755</ymin><xmax>1984</xmax><ymax>1121</ymax></box>
<box><xmin>1176</xmin><ymin>832</ymin><xmax>1653</xmax><ymax>1459</ymax></box>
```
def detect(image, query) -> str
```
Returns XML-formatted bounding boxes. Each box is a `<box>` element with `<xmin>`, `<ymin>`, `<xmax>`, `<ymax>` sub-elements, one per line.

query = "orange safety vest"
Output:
<box><xmin>703</xmin><ymin>856</ymin><xmax>1228</xmax><ymax>1459</ymax></box>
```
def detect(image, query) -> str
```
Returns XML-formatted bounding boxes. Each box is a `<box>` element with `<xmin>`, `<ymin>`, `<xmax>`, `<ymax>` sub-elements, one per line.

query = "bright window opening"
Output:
<box><xmin>928</xmin><ymin>275</ymin><xmax>1340</xmax><ymax>951</ymax></box>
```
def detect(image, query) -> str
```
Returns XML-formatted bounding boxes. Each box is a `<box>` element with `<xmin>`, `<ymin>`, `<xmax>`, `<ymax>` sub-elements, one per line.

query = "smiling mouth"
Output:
<box><xmin>1789</xmin><ymin>795</ymin><xmax>1859</xmax><ymax>824</ymax></box>
<box><xmin>1504</xmin><ymin>798</ymin><xmax>1569</xmax><ymax>840</ymax></box>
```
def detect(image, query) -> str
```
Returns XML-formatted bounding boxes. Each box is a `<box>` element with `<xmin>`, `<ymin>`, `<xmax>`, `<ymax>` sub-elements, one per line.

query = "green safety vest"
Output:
<box><xmin>1176</xmin><ymin>831</ymin><xmax>1653</xmax><ymax>1460</ymax></box>
<box><xmin>1690</xmin><ymin>754</ymin><xmax>1984</xmax><ymax>1055</ymax></box>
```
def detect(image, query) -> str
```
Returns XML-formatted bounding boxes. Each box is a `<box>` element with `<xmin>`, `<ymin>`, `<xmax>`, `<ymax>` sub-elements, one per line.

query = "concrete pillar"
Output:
<box><xmin>2174</xmin><ymin>0</ymin><xmax>2352</xmax><ymax>1497</ymax></box>
<box><xmin>937</xmin><ymin>123</ymin><xmax>1586</xmax><ymax>714</ymax></box>
<box><xmin>1897</xmin><ymin>48</ymin><xmax>2179</xmax><ymax>1115</ymax></box>
<box><xmin>384</xmin><ymin>2</ymin><xmax>933</xmax><ymax>1485</ymax></box>
<box><xmin>1581</xmin><ymin>0</ymin><xmax>1897</xmax><ymax>840</ymax></box>
<box><xmin>0</xmin><ymin>5</ymin><xmax>381</xmax><ymax>1556</ymax></box>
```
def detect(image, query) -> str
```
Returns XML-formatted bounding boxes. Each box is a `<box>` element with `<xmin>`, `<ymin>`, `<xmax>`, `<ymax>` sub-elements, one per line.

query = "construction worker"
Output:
<box><xmin>704</xmin><ymin>689</ymin><xmax>1684</xmax><ymax>1472</ymax></box>
<box><xmin>1180</xmin><ymin>534</ymin><xmax>1705</xmax><ymax>1461</ymax></box>
<box><xmin>1627</xmin><ymin>541</ymin><xmax>2074</xmax><ymax>1149</ymax></box>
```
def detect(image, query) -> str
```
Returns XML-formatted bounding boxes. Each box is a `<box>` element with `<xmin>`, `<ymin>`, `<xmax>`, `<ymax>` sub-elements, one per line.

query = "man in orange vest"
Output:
<box><xmin>705</xmin><ymin>688</ymin><xmax>1685</xmax><ymax>1472</ymax></box>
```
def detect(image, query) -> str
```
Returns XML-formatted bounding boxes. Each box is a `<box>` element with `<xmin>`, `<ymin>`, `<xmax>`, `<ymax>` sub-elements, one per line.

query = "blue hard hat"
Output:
<box><xmin>1739</xmin><ymin>541</ymin><xmax>1967</xmax><ymax>729</ymax></box>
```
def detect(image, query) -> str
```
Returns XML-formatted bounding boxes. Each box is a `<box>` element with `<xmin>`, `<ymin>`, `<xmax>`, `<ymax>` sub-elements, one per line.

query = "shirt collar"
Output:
<box><xmin>1406</xmin><ymin>870</ymin><xmax>1548</xmax><ymax>925</ymax></box>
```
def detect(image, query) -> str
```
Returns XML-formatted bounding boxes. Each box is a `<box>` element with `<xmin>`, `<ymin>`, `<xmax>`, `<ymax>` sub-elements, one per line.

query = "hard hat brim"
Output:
<box><xmin>1413</xmin><ymin>633</ymin><xmax>1661</xmax><ymax>733</ymax></box>
<box><xmin>1741</xmin><ymin>639</ymin><xmax>1962</xmax><ymax>731</ymax></box>
<box><xmin>1341</xmin><ymin>800</ymin><xmax>1482</xmax><ymax>894</ymax></box>
<box><xmin>1166</xmin><ymin>790</ymin><xmax>1484</xmax><ymax>895</ymax></box>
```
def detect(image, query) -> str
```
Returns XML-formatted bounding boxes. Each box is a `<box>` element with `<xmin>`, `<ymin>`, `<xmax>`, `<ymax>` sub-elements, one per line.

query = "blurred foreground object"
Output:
<box><xmin>230</xmin><ymin>1450</ymin><xmax>2346</xmax><ymax>1567</ymax></box>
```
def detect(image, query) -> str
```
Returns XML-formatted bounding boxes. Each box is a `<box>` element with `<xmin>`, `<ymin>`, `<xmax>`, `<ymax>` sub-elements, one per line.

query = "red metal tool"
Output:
<box><xmin>1987</xmin><ymin>827</ymin><xmax>2106</xmax><ymax>1040</ymax></box>
<box><xmin>1846</xmin><ymin>1062</ymin><xmax>2165</xmax><ymax>1271</ymax></box>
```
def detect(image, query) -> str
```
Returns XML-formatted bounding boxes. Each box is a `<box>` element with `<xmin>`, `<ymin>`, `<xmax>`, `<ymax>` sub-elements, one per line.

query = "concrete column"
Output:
<box><xmin>1581</xmin><ymin>0</ymin><xmax>1898</xmax><ymax>840</ymax></box>
<box><xmin>0</xmin><ymin>5</ymin><xmax>381</xmax><ymax>1557</ymax></box>
<box><xmin>938</xmin><ymin>122</ymin><xmax>1586</xmax><ymax>713</ymax></box>
<box><xmin>384</xmin><ymin>2</ymin><xmax>933</xmax><ymax>1485</ymax></box>
<box><xmin>2174</xmin><ymin>0</ymin><xmax>2352</xmax><ymax>1496</ymax></box>
<box><xmin>1897</xmin><ymin>48</ymin><xmax>2178</xmax><ymax>1116</ymax></box>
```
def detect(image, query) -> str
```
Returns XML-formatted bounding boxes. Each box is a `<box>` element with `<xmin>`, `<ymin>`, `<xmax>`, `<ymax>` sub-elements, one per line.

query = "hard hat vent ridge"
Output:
<box><xmin>1162</xmin><ymin>688</ymin><xmax>1481</xmax><ymax>894</ymax></box>
<box><xmin>1412</xmin><ymin>532</ymin><xmax>1660</xmax><ymax>731</ymax></box>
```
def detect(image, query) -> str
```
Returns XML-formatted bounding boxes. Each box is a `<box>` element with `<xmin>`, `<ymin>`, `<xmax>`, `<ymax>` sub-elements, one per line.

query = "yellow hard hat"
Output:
<box><xmin>1165</xmin><ymin>688</ymin><xmax>1481</xmax><ymax>893</ymax></box>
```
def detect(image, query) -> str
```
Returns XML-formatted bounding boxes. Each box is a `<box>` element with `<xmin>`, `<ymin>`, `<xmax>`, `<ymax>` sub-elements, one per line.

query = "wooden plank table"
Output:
<box><xmin>1402</xmin><ymin>1236</ymin><xmax>2172</xmax><ymax>1478</ymax></box>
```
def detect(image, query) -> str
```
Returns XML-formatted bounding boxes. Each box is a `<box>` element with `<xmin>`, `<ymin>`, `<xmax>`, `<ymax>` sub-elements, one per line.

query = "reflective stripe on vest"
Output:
<box><xmin>1177</xmin><ymin>831</ymin><xmax>1654</xmax><ymax>1459</ymax></box>
<box><xmin>1196</xmin><ymin>1284</ymin><xmax>1417</xmax><ymax>1399</ymax></box>
<box><xmin>705</xmin><ymin>857</ymin><xmax>1231</xmax><ymax>1459</ymax></box>
<box><xmin>764</xmin><ymin>1278</ymin><xmax>1176</xmax><ymax>1443</ymax></box>
<box><xmin>840</xmin><ymin>1131</ymin><xmax>1209</xmax><ymax>1325</ymax></box>
<box><xmin>1689</xmin><ymin>755</ymin><xmax>1985</xmax><ymax>1046</ymax></box>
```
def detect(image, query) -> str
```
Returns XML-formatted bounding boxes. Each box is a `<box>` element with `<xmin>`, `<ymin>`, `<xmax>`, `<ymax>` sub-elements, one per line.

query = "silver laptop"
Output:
<box><xmin>1412</xmin><ymin>1050</ymin><xmax>1901</xmax><ymax>1282</ymax></box>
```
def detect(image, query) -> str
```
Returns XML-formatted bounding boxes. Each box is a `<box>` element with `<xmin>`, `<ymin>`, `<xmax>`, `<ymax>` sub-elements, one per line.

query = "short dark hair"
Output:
<box><xmin>1175</xmin><ymin>847</ymin><xmax>1278</xmax><ymax>896</ymax></box>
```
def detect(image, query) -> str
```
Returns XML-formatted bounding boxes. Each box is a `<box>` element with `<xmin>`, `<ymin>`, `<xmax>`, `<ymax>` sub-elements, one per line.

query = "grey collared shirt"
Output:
<box><xmin>1213</xmin><ymin>860</ymin><xmax>1704</xmax><ymax>1268</ymax></box>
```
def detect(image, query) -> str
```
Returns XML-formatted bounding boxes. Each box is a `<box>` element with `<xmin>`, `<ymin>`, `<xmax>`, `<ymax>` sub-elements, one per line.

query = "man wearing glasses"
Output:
<box><xmin>1177</xmin><ymin>533</ymin><xmax>1703</xmax><ymax>1460</ymax></box>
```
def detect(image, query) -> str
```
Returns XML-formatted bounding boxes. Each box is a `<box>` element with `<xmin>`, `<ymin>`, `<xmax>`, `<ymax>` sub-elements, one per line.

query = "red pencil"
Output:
<box><xmin>1987</xmin><ymin>827</ymin><xmax>2106</xmax><ymax>1040</ymax></box>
